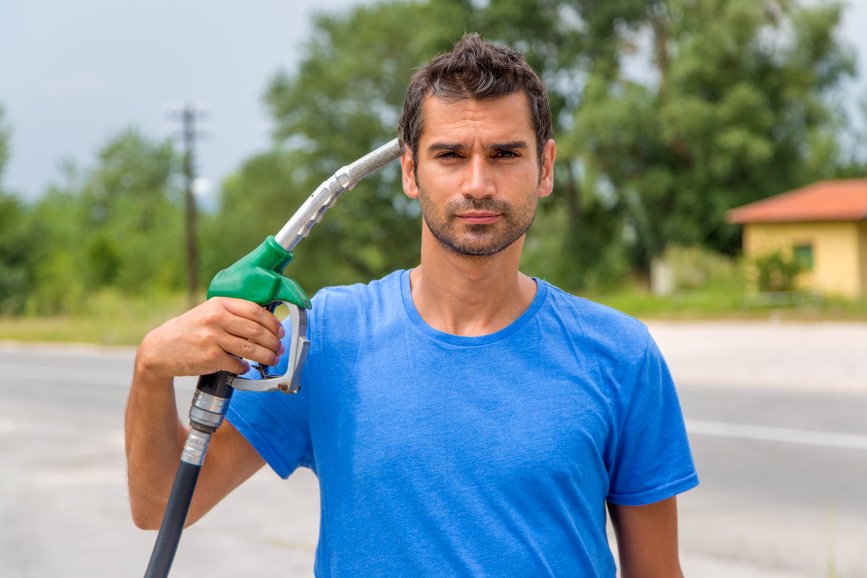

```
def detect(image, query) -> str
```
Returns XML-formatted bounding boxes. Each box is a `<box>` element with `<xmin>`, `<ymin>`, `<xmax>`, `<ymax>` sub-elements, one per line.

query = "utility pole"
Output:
<box><xmin>169</xmin><ymin>103</ymin><xmax>208</xmax><ymax>306</ymax></box>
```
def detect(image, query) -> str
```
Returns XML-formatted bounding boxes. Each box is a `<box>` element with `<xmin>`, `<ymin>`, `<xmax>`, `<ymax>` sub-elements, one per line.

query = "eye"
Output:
<box><xmin>495</xmin><ymin>149</ymin><xmax>520</xmax><ymax>158</ymax></box>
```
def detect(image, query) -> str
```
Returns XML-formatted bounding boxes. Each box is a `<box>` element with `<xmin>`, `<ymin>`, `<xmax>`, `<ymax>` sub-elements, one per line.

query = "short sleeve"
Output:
<box><xmin>225</xmin><ymin>315</ymin><xmax>314</xmax><ymax>479</ymax></box>
<box><xmin>606</xmin><ymin>335</ymin><xmax>699</xmax><ymax>505</ymax></box>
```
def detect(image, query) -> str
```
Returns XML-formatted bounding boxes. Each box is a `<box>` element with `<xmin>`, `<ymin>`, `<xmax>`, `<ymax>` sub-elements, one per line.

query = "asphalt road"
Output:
<box><xmin>1</xmin><ymin>321</ymin><xmax>865</xmax><ymax>577</ymax></box>
<box><xmin>677</xmin><ymin>386</ymin><xmax>867</xmax><ymax>578</ymax></box>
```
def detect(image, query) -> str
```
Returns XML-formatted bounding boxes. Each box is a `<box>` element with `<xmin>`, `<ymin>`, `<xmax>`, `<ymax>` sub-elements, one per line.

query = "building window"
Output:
<box><xmin>793</xmin><ymin>243</ymin><xmax>814</xmax><ymax>271</ymax></box>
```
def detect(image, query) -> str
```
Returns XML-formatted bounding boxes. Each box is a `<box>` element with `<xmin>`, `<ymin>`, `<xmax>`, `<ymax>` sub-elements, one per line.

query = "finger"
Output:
<box><xmin>219</xmin><ymin>314</ymin><xmax>282</xmax><ymax>354</ymax></box>
<box><xmin>217</xmin><ymin>351</ymin><xmax>250</xmax><ymax>376</ymax></box>
<box><xmin>209</xmin><ymin>298</ymin><xmax>283</xmax><ymax>353</ymax></box>
<box><xmin>218</xmin><ymin>334</ymin><xmax>284</xmax><ymax>367</ymax></box>
<box><xmin>220</xmin><ymin>298</ymin><xmax>285</xmax><ymax>338</ymax></box>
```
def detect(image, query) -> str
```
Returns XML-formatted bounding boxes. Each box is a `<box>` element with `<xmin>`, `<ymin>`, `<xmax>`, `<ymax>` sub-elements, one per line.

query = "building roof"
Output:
<box><xmin>727</xmin><ymin>179</ymin><xmax>867</xmax><ymax>224</ymax></box>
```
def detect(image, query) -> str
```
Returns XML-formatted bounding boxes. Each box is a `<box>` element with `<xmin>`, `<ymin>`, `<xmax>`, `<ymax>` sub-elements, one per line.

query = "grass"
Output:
<box><xmin>0</xmin><ymin>290</ymin><xmax>194</xmax><ymax>347</ymax></box>
<box><xmin>584</xmin><ymin>286</ymin><xmax>867</xmax><ymax>322</ymax></box>
<box><xmin>2</xmin><ymin>286</ymin><xmax>866</xmax><ymax>347</ymax></box>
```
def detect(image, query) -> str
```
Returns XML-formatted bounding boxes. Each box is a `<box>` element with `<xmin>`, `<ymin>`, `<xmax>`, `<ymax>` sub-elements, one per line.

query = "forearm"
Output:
<box><xmin>124</xmin><ymin>348</ymin><xmax>188</xmax><ymax>529</ymax></box>
<box><xmin>609</xmin><ymin>498</ymin><xmax>684</xmax><ymax>578</ymax></box>
<box><xmin>123</xmin><ymin>298</ymin><xmax>282</xmax><ymax>529</ymax></box>
<box><xmin>619</xmin><ymin>560</ymin><xmax>684</xmax><ymax>578</ymax></box>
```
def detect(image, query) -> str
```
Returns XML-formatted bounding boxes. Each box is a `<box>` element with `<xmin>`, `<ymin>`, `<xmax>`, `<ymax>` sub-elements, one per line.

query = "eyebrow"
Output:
<box><xmin>427</xmin><ymin>141</ymin><xmax>529</xmax><ymax>154</ymax></box>
<box><xmin>491</xmin><ymin>141</ymin><xmax>528</xmax><ymax>154</ymax></box>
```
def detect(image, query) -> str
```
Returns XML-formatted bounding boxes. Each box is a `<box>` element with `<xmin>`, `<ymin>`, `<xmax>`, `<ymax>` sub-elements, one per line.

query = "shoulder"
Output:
<box><xmin>536</xmin><ymin>280</ymin><xmax>653</xmax><ymax>368</ymax></box>
<box><xmin>312</xmin><ymin>270</ymin><xmax>403</xmax><ymax>307</ymax></box>
<box><xmin>309</xmin><ymin>270</ymin><xmax>406</xmax><ymax>327</ymax></box>
<box><xmin>538</xmin><ymin>281</ymin><xmax>658</xmax><ymax>382</ymax></box>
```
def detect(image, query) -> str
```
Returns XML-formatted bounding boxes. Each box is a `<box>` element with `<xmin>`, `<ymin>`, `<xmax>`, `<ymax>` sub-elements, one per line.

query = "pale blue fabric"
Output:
<box><xmin>227</xmin><ymin>270</ymin><xmax>698</xmax><ymax>577</ymax></box>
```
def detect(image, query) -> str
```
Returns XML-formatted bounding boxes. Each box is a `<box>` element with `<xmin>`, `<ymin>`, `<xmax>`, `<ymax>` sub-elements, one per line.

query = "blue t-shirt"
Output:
<box><xmin>227</xmin><ymin>270</ymin><xmax>698</xmax><ymax>577</ymax></box>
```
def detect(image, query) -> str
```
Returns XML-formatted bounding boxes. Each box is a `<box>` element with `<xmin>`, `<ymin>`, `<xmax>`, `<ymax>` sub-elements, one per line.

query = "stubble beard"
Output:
<box><xmin>416</xmin><ymin>184</ymin><xmax>540</xmax><ymax>258</ymax></box>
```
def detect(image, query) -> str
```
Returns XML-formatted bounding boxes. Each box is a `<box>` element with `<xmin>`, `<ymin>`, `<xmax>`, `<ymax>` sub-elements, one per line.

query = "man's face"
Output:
<box><xmin>401</xmin><ymin>92</ymin><xmax>555</xmax><ymax>257</ymax></box>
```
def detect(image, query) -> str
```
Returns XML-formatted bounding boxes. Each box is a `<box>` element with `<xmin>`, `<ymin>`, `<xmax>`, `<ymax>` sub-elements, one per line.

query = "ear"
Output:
<box><xmin>537</xmin><ymin>139</ymin><xmax>556</xmax><ymax>198</ymax></box>
<box><xmin>401</xmin><ymin>145</ymin><xmax>419</xmax><ymax>199</ymax></box>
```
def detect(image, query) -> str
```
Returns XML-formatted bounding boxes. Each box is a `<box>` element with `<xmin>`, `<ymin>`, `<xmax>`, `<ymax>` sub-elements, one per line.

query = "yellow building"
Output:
<box><xmin>727</xmin><ymin>180</ymin><xmax>867</xmax><ymax>298</ymax></box>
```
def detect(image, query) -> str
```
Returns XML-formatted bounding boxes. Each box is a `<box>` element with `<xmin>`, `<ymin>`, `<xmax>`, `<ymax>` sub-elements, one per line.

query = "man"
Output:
<box><xmin>126</xmin><ymin>33</ymin><xmax>698</xmax><ymax>576</ymax></box>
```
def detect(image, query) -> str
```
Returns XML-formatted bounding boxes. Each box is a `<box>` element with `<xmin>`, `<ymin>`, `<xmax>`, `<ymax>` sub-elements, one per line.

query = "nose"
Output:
<box><xmin>460</xmin><ymin>155</ymin><xmax>495</xmax><ymax>199</ymax></box>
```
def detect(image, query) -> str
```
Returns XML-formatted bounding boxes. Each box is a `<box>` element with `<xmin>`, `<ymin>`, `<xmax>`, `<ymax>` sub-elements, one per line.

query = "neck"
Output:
<box><xmin>409</xmin><ymin>226</ymin><xmax>537</xmax><ymax>336</ymax></box>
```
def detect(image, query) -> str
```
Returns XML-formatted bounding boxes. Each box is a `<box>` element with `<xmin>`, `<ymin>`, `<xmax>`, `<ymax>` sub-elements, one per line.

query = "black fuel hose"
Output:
<box><xmin>143</xmin><ymin>460</ymin><xmax>201</xmax><ymax>578</ymax></box>
<box><xmin>143</xmin><ymin>371</ymin><xmax>233</xmax><ymax>578</ymax></box>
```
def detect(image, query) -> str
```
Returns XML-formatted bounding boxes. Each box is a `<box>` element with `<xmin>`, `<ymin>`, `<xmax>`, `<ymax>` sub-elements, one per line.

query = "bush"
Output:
<box><xmin>752</xmin><ymin>250</ymin><xmax>807</xmax><ymax>293</ymax></box>
<box><xmin>651</xmin><ymin>245</ymin><xmax>744</xmax><ymax>294</ymax></box>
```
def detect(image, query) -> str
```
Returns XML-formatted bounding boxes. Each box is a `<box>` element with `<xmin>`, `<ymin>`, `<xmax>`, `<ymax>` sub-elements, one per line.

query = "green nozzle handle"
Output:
<box><xmin>207</xmin><ymin>236</ymin><xmax>311</xmax><ymax>309</ymax></box>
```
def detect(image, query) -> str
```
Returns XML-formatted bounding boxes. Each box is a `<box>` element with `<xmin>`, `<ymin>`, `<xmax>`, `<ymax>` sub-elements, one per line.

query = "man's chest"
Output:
<box><xmin>309</xmin><ymin>341</ymin><xmax>616</xmax><ymax>499</ymax></box>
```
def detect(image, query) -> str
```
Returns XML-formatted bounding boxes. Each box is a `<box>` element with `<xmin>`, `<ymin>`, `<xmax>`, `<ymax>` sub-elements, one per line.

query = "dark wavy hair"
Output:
<box><xmin>398</xmin><ymin>33</ymin><xmax>552</xmax><ymax>164</ymax></box>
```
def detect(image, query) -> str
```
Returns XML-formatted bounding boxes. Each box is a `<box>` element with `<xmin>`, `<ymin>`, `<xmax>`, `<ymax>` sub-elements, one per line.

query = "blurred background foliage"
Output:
<box><xmin>1</xmin><ymin>0</ymin><xmax>866</xmax><ymax>336</ymax></box>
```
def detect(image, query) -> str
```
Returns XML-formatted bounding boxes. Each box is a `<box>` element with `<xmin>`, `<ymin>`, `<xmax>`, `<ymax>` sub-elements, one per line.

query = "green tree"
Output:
<box><xmin>0</xmin><ymin>105</ymin><xmax>37</xmax><ymax>314</ymax></box>
<box><xmin>0</xmin><ymin>104</ymin><xmax>8</xmax><ymax>172</ymax></box>
<box><xmin>27</xmin><ymin>129</ymin><xmax>183</xmax><ymax>313</ymax></box>
<box><xmin>82</xmin><ymin>129</ymin><xmax>182</xmax><ymax>292</ymax></box>
<box><xmin>0</xmin><ymin>191</ymin><xmax>31</xmax><ymax>314</ymax></box>
<box><xmin>25</xmin><ymin>167</ymin><xmax>90</xmax><ymax>313</ymax></box>
<box><xmin>569</xmin><ymin>0</ymin><xmax>855</xmax><ymax>274</ymax></box>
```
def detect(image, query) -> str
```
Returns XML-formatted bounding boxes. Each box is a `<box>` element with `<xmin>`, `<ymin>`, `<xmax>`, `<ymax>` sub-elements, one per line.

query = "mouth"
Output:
<box><xmin>456</xmin><ymin>212</ymin><xmax>501</xmax><ymax>225</ymax></box>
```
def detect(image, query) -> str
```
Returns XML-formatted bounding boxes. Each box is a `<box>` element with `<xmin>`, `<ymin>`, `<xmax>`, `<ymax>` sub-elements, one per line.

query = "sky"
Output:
<box><xmin>0</xmin><ymin>0</ymin><xmax>360</xmax><ymax>204</ymax></box>
<box><xmin>2</xmin><ymin>0</ymin><xmax>866</xmax><ymax>205</ymax></box>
